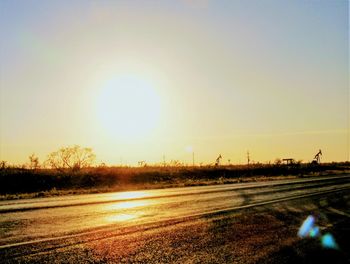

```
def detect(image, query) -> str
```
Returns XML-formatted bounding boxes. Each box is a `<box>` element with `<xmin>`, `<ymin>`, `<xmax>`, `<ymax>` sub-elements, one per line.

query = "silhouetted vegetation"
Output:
<box><xmin>28</xmin><ymin>153</ymin><xmax>40</xmax><ymax>170</ymax></box>
<box><xmin>45</xmin><ymin>145</ymin><xmax>96</xmax><ymax>171</ymax></box>
<box><xmin>0</xmin><ymin>162</ymin><xmax>349</xmax><ymax>198</ymax></box>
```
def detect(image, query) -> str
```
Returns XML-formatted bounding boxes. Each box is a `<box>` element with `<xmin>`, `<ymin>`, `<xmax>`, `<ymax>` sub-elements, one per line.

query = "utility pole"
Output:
<box><xmin>192</xmin><ymin>152</ymin><xmax>195</xmax><ymax>166</ymax></box>
<box><xmin>163</xmin><ymin>154</ymin><xmax>166</xmax><ymax>167</ymax></box>
<box><xmin>247</xmin><ymin>151</ymin><xmax>250</xmax><ymax>166</ymax></box>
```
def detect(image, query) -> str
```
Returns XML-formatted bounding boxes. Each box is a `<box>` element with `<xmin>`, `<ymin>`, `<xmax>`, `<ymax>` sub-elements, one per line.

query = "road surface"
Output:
<box><xmin>1</xmin><ymin>174</ymin><xmax>349</xmax><ymax>262</ymax></box>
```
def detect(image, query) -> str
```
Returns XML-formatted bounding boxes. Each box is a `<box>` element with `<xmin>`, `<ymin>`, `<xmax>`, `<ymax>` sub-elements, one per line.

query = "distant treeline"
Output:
<box><xmin>1</xmin><ymin>162</ymin><xmax>349</xmax><ymax>195</ymax></box>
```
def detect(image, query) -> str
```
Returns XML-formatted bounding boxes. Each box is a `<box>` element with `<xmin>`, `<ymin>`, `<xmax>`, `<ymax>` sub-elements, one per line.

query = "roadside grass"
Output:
<box><xmin>0</xmin><ymin>162</ymin><xmax>349</xmax><ymax>201</ymax></box>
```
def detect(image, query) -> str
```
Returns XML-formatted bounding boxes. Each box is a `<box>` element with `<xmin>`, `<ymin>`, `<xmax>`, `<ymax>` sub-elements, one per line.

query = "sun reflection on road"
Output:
<box><xmin>109</xmin><ymin>191</ymin><xmax>150</xmax><ymax>200</ymax></box>
<box><xmin>105</xmin><ymin>213</ymin><xmax>139</xmax><ymax>223</ymax></box>
<box><xmin>103</xmin><ymin>198</ymin><xmax>153</xmax><ymax>224</ymax></box>
<box><xmin>106</xmin><ymin>200</ymin><xmax>151</xmax><ymax>210</ymax></box>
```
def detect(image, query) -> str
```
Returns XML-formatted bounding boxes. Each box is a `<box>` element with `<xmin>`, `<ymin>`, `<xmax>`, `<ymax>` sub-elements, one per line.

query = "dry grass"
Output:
<box><xmin>1</xmin><ymin>163</ymin><xmax>349</xmax><ymax>200</ymax></box>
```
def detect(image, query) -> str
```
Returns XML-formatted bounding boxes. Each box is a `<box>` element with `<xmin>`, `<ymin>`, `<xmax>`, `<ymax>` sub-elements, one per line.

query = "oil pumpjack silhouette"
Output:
<box><xmin>311</xmin><ymin>149</ymin><xmax>322</xmax><ymax>165</ymax></box>
<box><xmin>215</xmin><ymin>154</ymin><xmax>222</xmax><ymax>166</ymax></box>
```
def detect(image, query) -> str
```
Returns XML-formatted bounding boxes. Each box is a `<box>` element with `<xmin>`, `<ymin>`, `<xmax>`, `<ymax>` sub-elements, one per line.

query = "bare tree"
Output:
<box><xmin>274</xmin><ymin>158</ymin><xmax>282</xmax><ymax>165</ymax></box>
<box><xmin>0</xmin><ymin>161</ymin><xmax>7</xmax><ymax>170</ymax></box>
<box><xmin>170</xmin><ymin>160</ymin><xmax>183</xmax><ymax>167</ymax></box>
<box><xmin>28</xmin><ymin>153</ymin><xmax>40</xmax><ymax>170</ymax></box>
<box><xmin>46</xmin><ymin>145</ymin><xmax>96</xmax><ymax>171</ymax></box>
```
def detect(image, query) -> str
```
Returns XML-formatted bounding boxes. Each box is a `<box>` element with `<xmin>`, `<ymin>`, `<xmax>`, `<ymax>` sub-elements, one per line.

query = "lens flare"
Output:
<box><xmin>309</xmin><ymin>226</ymin><xmax>320</xmax><ymax>238</ymax></box>
<box><xmin>298</xmin><ymin>215</ymin><xmax>339</xmax><ymax>251</ymax></box>
<box><xmin>298</xmin><ymin>215</ymin><xmax>315</xmax><ymax>238</ymax></box>
<box><xmin>321</xmin><ymin>233</ymin><xmax>338</xmax><ymax>249</ymax></box>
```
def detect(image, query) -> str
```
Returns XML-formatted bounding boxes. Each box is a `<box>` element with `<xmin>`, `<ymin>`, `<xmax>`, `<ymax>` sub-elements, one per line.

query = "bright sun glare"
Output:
<box><xmin>97</xmin><ymin>75</ymin><xmax>161</xmax><ymax>140</ymax></box>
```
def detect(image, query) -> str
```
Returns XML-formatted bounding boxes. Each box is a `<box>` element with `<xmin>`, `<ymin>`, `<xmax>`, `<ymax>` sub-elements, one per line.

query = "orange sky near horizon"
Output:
<box><xmin>0</xmin><ymin>1</ymin><xmax>349</xmax><ymax>166</ymax></box>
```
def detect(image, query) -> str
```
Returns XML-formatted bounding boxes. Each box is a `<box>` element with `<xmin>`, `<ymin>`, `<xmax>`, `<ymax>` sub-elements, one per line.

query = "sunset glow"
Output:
<box><xmin>96</xmin><ymin>75</ymin><xmax>161</xmax><ymax>141</ymax></box>
<box><xmin>0</xmin><ymin>1</ymin><xmax>348</xmax><ymax>165</ymax></box>
<box><xmin>1</xmin><ymin>2</ymin><xmax>349</xmax><ymax>262</ymax></box>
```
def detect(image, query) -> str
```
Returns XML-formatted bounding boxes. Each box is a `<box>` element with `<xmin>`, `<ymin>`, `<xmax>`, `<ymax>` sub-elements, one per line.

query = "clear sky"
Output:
<box><xmin>0</xmin><ymin>0</ymin><xmax>349</xmax><ymax>166</ymax></box>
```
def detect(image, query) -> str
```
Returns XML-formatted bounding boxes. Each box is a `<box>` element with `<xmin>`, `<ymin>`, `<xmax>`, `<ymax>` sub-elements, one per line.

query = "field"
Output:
<box><xmin>1</xmin><ymin>162</ymin><xmax>349</xmax><ymax>200</ymax></box>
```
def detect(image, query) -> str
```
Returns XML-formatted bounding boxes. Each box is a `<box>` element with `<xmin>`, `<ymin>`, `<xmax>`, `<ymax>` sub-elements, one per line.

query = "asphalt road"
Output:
<box><xmin>1</xmin><ymin>174</ymin><xmax>350</xmax><ymax>262</ymax></box>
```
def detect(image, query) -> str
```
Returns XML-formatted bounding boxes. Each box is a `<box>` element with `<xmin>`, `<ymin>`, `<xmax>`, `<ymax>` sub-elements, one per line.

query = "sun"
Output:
<box><xmin>96</xmin><ymin>75</ymin><xmax>161</xmax><ymax>141</ymax></box>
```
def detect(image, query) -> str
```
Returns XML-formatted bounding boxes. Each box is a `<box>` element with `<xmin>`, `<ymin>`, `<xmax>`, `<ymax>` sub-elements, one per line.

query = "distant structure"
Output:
<box><xmin>247</xmin><ymin>151</ymin><xmax>250</xmax><ymax>165</ymax></box>
<box><xmin>163</xmin><ymin>155</ymin><xmax>166</xmax><ymax>167</ymax></box>
<box><xmin>312</xmin><ymin>149</ymin><xmax>322</xmax><ymax>164</ymax></box>
<box><xmin>282</xmin><ymin>158</ymin><xmax>295</xmax><ymax>165</ymax></box>
<box><xmin>138</xmin><ymin>160</ymin><xmax>146</xmax><ymax>167</ymax></box>
<box><xmin>215</xmin><ymin>154</ymin><xmax>222</xmax><ymax>166</ymax></box>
